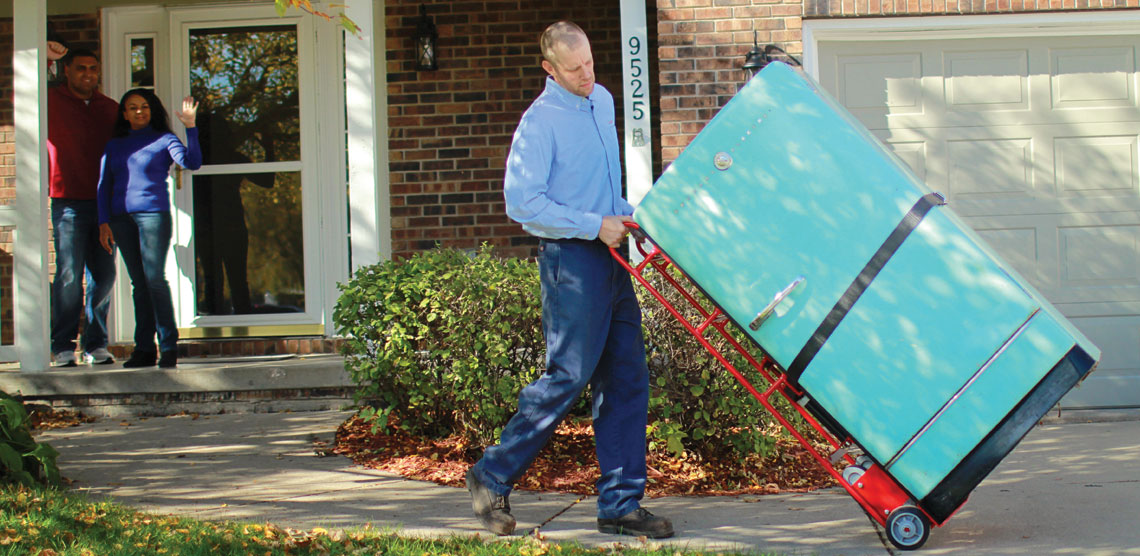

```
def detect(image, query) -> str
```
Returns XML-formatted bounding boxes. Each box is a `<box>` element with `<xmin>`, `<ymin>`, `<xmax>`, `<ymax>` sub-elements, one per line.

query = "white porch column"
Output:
<box><xmin>8</xmin><ymin>0</ymin><xmax>50</xmax><ymax>370</ymax></box>
<box><xmin>345</xmin><ymin>0</ymin><xmax>390</xmax><ymax>269</ymax></box>
<box><xmin>619</xmin><ymin>0</ymin><xmax>653</xmax><ymax>207</ymax></box>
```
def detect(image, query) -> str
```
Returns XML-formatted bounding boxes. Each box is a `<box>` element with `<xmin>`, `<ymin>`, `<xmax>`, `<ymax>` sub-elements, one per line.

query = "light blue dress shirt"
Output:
<box><xmin>504</xmin><ymin>77</ymin><xmax>634</xmax><ymax>240</ymax></box>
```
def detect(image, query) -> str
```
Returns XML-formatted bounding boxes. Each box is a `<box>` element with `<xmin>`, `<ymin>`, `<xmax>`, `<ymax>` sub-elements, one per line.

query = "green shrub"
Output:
<box><xmin>639</xmin><ymin>267</ymin><xmax>794</xmax><ymax>461</ymax></box>
<box><xmin>335</xmin><ymin>245</ymin><xmax>547</xmax><ymax>445</ymax></box>
<box><xmin>0</xmin><ymin>390</ymin><xmax>60</xmax><ymax>487</ymax></box>
<box><xmin>335</xmin><ymin>245</ymin><xmax>795</xmax><ymax>460</ymax></box>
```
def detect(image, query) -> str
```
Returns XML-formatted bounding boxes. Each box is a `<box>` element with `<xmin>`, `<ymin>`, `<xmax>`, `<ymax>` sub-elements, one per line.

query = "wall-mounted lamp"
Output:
<box><xmin>414</xmin><ymin>4</ymin><xmax>438</xmax><ymax>71</ymax></box>
<box><xmin>741</xmin><ymin>31</ymin><xmax>801</xmax><ymax>79</ymax></box>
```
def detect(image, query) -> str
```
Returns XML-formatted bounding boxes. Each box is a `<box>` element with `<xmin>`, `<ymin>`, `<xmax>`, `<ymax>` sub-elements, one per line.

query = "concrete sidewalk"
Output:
<box><xmin>35</xmin><ymin>410</ymin><xmax>1140</xmax><ymax>555</ymax></box>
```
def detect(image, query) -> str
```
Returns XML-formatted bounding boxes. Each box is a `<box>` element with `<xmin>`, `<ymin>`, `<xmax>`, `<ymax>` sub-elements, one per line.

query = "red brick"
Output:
<box><xmin>692</xmin><ymin>7</ymin><xmax>734</xmax><ymax>18</ymax></box>
<box><xmin>715</xmin><ymin>19</ymin><xmax>755</xmax><ymax>32</ymax></box>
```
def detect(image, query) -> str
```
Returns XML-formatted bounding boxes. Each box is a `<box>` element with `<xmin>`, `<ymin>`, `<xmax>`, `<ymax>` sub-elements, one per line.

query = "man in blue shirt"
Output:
<box><xmin>465</xmin><ymin>21</ymin><xmax>673</xmax><ymax>540</ymax></box>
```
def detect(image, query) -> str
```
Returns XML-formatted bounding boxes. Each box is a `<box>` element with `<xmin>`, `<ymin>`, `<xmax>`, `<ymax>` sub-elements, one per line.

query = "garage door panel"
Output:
<box><xmin>883</xmin><ymin>139</ymin><xmax>928</xmax><ymax>180</ymax></box>
<box><xmin>948</xmin><ymin>137</ymin><xmax>1034</xmax><ymax>200</ymax></box>
<box><xmin>973</xmin><ymin>225</ymin><xmax>1043</xmax><ymax>284</ymax></box>
<box><xmin>968</xmin><ymin>215</ymin><xmax>1058</xmax><ymax>294</ymax></box>
<box><xmin>968</xmin><ymin>212</ymin><xmax>1140</xmax><ymax>305</ymax></box>
<box><xmin>866</xmin><ymin>104</ymin><xmax>1140</xmax><ymax>129</ymax></box>
<box><xmin>1059</xmin><ymin>223</ymin><xmax>1140</xmax><ymax>289</ymax></box>
<box><xmin>1051</xmin><ymin>46</ymin><xmax>1137</xmax><ymax>110</ymax></box>
<box><xmin>821</xmin><ymin>34</ymin><xmax>1140</xmax><ymax>408</ymax></box>
<box><xmin>835</xmin><ymin>53</ymin><xmax>926</xmax><ymax>128</ymax></box>
<box><xmin>1057</xmin><ymin>315</ymin><xmax>1140</xmax><ymax>409</ymax></box>
<box><xmin>830</xmin><ymin>39</ymin><xmax>1139</xmax><ymax>131</ymax></box>
<box><xmin>945</xmin><ymin>49</ymin><xmax>1029</xmax><ymax>112</ymax></box>
<box><xmin>883</xmin><ymin>123</ymin><xmax>1140</xmax><ymax>209</ymax></box>
<box><xmin>950</xmin><ymin>197</ymin><xmax>1140</xmax><ymax>218</ymax></box>
<box><xmin>1055</xmin><ymin>135</ymin><xmax>1139</xmax><ymax>197</ymax></box>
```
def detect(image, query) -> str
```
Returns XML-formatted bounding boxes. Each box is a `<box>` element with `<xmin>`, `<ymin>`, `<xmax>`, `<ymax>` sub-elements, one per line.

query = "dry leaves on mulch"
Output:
<box><xmin>27</xmin><ymin>406</ymin><xmax>96</xmax><ymax>430</ymax></box>
<box><xmin>333</xmin><ymin>415</ymin><xmax>837</xmax><ymax>497</ymax></box>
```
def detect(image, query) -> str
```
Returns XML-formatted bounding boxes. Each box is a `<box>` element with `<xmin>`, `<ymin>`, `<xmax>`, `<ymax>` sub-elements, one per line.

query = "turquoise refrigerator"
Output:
<box><xmin>629</xmin><ymin>62</ymin><xmax>1100</xmax><ymax>550</ymax></box>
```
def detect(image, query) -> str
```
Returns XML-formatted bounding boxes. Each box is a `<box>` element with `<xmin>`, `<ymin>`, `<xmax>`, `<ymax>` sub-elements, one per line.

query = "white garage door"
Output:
<box><xmin>817</xmin><ymin>34</ymin><xmax>1140</xmax><ymax>408</ymax></box>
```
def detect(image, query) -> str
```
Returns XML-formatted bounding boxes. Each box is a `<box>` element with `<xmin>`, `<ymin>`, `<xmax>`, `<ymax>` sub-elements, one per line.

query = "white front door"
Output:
<box><xmin>103</xmin><ymin>4</ymin><xmax>347</xmax><ymax>340</ymax></box>
<box><xmin>812</xmin><ymin>17</ymin><xmax>1140</xmax><ymax>408</ymax></box>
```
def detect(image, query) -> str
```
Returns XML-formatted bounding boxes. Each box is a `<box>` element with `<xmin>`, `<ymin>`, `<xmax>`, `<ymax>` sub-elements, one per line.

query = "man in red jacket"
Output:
<box><xmin>47</xmin><ymin>48</ymin><xmax>119</xmax><ymax>367</ymax></box>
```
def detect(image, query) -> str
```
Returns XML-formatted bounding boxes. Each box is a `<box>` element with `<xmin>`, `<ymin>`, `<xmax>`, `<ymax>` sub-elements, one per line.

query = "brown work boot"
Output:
<box><xmin>466</xmin><ymin>467</ymin><xmax>516</xmax><ymax>535</ymax></box>
<box><xmin>597</xmin><ymin>507</ymin><xmax>675</xmax><ymax>539</ymax></box>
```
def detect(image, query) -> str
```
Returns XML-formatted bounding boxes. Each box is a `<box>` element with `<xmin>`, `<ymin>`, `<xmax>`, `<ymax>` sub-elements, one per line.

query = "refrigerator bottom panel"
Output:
<box><xmin>918</xmin><ymin>346</ymin><xmax>1097</xmax><ymax>523</ymax></box>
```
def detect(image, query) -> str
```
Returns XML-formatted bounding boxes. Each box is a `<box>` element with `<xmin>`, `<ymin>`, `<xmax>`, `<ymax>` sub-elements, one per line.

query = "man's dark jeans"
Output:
<box><xmin>471</xmin><ymin>238</ymin><xmax>650</xmax><ymax>519</ymax></box>
<box><xmin>50</xmin><ymin>199</ymin><xmax>116</xmax><ymax>354</ymax></box>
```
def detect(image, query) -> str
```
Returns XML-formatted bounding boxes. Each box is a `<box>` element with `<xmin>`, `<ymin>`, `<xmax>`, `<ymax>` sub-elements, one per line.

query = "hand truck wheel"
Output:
<box><xmin>886</xmin><ymin>505</ymin><xmax>930</xmax><ymax>550</ymax></box>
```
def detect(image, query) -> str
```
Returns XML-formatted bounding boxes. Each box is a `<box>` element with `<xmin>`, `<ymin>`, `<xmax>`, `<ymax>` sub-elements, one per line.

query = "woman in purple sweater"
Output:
<box><xmin>97</xmin><ymin>88</ymin><xmax>202</xmax><ymax>368</ymax></box>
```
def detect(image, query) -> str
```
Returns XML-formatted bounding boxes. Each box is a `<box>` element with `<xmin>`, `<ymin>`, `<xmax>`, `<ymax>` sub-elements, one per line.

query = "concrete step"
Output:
<box><xmin>0</xmin><ymin>354</ymin><xmax>356</xmax><ymax>418</ymax></box>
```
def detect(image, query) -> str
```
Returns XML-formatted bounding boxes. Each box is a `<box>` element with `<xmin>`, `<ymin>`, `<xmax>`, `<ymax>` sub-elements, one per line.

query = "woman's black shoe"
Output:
<box><xmin>158</xmin><ymin>351</ymin><xmax>178</xmax><ymax>368</ymax></box>
<box><xmin>122</xmin><ymin>350</ymin><xmax>157</xmax><ymax>368</ymax></box>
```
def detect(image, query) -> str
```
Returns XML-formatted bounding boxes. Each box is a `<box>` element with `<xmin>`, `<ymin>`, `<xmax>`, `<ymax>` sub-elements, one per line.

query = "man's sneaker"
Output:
<box><xmin>465</xmin><ymin>467</ymin><xmax>515</xmax><ymax>535</ymax></box>
<box><xmin>598</xmin><ymin>507</ymin><xmax>675</xmax><ymax>539</ymax></box>
<box><xmin>52</xmin><ymin>351</ymin><xmax>77</xmax><ymax>368</ymax></box>
<box><xmin>84</xmin><ymin>348</ymin><xmax>115</xmax><ymax>365</ymax></box>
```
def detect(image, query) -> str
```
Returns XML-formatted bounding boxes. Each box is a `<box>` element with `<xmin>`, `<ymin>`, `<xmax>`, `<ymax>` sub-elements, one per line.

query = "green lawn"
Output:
<box><xmin>0</xmin><ymin>484</ymin><xmax>779</xmax><ymax>556</ymax></box>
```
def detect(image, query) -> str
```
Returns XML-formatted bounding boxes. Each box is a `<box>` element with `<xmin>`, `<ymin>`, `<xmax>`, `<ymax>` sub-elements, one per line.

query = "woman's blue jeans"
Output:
<box><xmin>108</xmin><ymin>211</ymin><xmax>178</xmax><ymax>353</ymax></box>
<box><xmin>50</xmin><ymin>199</ymin><xmax>117</xmax><ymax>354</ymax></box>
<box><xmin>472</xmin><ymin>239</ymin><xmax>649</xmax><ymax>519</ymax></box>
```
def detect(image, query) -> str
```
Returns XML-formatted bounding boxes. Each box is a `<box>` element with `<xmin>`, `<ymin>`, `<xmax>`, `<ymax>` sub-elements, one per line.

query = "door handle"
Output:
<box><xmin>750</xmin><ymin>276</ymin><xmax>805</xmax><ymax>331</ymax></box>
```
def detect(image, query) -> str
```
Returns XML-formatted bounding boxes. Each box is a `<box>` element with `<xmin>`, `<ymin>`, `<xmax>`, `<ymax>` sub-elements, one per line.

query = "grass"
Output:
<box><xmin>0</xmin><ymin>484</ymin><xmax>780</xmax><ymax>556</ymax></box>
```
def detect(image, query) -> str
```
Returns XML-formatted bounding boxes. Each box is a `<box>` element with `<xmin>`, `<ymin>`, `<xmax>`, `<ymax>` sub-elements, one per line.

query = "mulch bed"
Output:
<box><xmin>333</xmin><ymin>415</ymin><xmax>837</xmax><ymax>497</ymax></box>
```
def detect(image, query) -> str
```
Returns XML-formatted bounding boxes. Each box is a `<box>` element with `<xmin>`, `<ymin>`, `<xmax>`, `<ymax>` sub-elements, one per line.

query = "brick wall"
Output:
<box><xmin>1</xmin><ymin>19</ymin><xmax>14</xmax><ymax>207</ymax></box>
<box><xmin>654</xmin><ymin>0</ymin><xmax>1140</xmax><ymax>166</ymax></box>
<box><xmin>385</xmin><ymin>1</ymin><xmax>642</xmax><ymax>259</ymax></box>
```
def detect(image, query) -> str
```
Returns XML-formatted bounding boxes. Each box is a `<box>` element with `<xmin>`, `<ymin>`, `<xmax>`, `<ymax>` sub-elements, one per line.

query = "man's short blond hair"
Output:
<box><xmin>540</xmin><ymin>21</ymin><xmax>587</xmax><ymax>66</ymax></box>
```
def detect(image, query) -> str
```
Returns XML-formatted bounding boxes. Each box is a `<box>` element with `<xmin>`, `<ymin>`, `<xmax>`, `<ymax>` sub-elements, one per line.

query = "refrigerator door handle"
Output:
<box><xmin>750</xmin><ymin>276</ymin><xmax>805</xmax><ymax>331</ymax></box>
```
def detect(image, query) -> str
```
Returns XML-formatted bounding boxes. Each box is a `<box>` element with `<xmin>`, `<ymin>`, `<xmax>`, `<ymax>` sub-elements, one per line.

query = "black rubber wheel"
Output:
<box><xmin>886</xmin><ymin>506</ymin><xmax>930</xmax><ymax>550</ymax></box>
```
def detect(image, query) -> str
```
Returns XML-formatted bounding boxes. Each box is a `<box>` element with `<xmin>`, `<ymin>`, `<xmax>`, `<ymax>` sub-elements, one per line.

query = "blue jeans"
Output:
<box><xmin>472</xmin><ymin>239</ymin><xmax>649</xmax><ymax>519</ymax></box>
<box><xmin>108</xmin><ymin>211</ymin><xmax>178</xmax><ymax>353</ymax></box>
<box><xmin>50</xmin><ymin>199</ymin><xmax>116</xmax><ymax>354</ymax></box>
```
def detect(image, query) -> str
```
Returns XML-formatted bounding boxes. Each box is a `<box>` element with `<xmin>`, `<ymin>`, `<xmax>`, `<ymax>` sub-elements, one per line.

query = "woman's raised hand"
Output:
<box><xmin>176</xmin><ymin>96</ymin><xmax>199</xmax><ymax>128</ymax></box>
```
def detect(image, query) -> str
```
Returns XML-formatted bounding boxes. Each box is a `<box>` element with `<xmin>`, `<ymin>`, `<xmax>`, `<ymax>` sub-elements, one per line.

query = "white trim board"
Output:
<box><xmin>803</xmin><ymin>11</ymin><xmax>1140</xmax><ymax>79</ymax></box>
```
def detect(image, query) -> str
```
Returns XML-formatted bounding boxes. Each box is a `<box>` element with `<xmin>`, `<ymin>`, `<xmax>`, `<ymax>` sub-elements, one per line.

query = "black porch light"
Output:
<box><xmin>742</xmin><ymin>31</ymin><xmax>802</xmax><ymax>80</ymax></box>
<box><xmin>414</xmin><ymin>4</ymin><xmax>438</xmax><ymax>71</ymax></box>
<box><xmin>742</xmin><ymin>32</ymin><xmax>769</xmax><ymax>78</ymax></box>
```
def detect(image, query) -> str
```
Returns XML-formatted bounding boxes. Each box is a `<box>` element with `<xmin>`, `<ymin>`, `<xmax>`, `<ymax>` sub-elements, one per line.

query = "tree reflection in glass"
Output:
<box><xmin>189</xmin><ymin>25</ymin><xmax>304</xmax><ymax>315</ymax></box>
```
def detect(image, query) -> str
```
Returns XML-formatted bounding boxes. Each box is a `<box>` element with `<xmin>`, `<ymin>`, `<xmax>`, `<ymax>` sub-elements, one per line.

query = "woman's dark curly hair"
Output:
<box><xmin>112</xmin><ymin>88</ymin><xmax>171</xmax><ymax>138</ymax></box>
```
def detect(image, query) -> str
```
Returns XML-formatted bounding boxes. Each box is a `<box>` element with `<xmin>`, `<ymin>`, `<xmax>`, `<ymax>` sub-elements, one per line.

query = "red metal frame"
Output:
<box><xmin>612</xmin><ymin>223</ymin><xmax>942</xmax><ymax>530</ymax></box>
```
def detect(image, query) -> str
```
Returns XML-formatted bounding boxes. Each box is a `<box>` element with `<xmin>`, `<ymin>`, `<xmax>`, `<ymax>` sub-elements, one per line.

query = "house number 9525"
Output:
<box><xmin>628</xmin><ymin>36</ymin><xmax>646</xmax><ymax>120</ymax></box>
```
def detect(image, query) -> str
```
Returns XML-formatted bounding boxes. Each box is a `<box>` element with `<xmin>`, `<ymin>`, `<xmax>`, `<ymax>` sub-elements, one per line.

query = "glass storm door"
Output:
<box><xmin>190</xmin><ymin>24</ymin><xmax>304</xmax><ymax>316</ymax></box>
<box><xmin>170</xmin><ymin>10</ymin><xmax>323</xmax><ymax>332</ymax></box>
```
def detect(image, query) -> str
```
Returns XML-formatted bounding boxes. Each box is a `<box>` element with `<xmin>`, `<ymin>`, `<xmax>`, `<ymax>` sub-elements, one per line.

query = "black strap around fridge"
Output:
<box><xmin>785</xmin><ymin>192</ymin><xmax>946</xmax><ymax>385</ymax></box>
